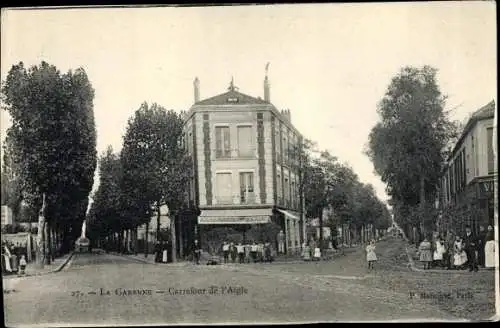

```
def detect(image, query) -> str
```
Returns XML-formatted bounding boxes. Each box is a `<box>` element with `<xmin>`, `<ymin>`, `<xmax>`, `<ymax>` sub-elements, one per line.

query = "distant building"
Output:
<box><xmin>1</xmin><ymin>205</ymin><xmax>13</xmax><ymax>227</ymax></box>
<box><xmin>440</xmin><ymin>100</ymin><xmax>497</xmax><ymax>233</ymax></box>
<box><xmin>180</xmin><ymin>73</ymin><xmax>304</xmax><ymax>255</ymax></box>
<box><xmin>137</xmin><ymin>205</ymin><xmax>170</xmax><ymax>242</ymax></box>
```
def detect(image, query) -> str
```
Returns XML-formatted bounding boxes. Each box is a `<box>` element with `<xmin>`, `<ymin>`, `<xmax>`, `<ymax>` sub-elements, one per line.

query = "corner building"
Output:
<box><xmin>439</xmin><ymin>100</ymin><xmax>496</xmax><ymax>233</ymax></box>
<box><xmin>181</xmin><ymin>76</ymin><xmax>304</xmax><ymax>255</ymax></box>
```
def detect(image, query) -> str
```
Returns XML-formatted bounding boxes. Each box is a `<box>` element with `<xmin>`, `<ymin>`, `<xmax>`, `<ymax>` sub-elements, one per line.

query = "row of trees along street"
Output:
<box><xmin>86</xmin><ymin>103</ymin><xmax>191</xmax><ymax>261</ymax></box>
<box><xmin>296</xmin><ymin>141</ymin><xmax>392</xmax><ymax>249</ymax></box>
<box><xmin>1</xmin><ymin>62</ymin><xmax>97</xmax><ymax>267</ymax></box>
<box><xmin>366</xmin><ymin>65</ymin><xmax>460</xmax><ymax>244</ymax></box>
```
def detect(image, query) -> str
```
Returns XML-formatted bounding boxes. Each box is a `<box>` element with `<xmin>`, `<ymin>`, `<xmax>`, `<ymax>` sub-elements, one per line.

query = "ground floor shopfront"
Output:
<box><xmin>194</xmin><ymin>207</ymin><xmax>304</xmax><ymax>255</ymax></box>
<box><xmin>441</xmin><ymin>175</ymin><xmax>496</xmax><ymax>235</ymax></box>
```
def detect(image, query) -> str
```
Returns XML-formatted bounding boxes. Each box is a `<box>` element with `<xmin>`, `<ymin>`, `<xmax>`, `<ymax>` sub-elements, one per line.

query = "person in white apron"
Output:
<box><xmin>313</xmin><ymin>246</ymin><xmax>321</xmax><ymax>261</ymax></box>
<box><xmin>485</xmin><ymin>225</ymin><xmax>495</xmax><ymax>269</ymax></box>
<box><xmin>433</xmin><ymin>236</ymin><xmax>445</xmax><ymax>268</ymax></box>
<box><xmin>3</xmin><ymin>253</ymin><xmax>12</xmax><ymax>273</ymax></box>
<box><xmin>162</xmin><ymin>248</ymin><xmax>168</xmax><ymax>263</ymax></box>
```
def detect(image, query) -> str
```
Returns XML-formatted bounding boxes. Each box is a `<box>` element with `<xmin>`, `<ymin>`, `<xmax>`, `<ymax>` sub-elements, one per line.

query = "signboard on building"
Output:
<box><xmin>478</xmin><ymin>180</ymin><xmax>494</xmax><ymax>198</ymax></box>
<box><xmin>198</xmin><ymin>216</ymin><xmax>270</xmax><ymax>225</ymax></box>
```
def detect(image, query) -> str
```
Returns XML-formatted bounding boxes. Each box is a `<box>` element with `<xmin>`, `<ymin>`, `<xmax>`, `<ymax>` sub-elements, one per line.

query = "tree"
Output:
<box><xmin>87</xmin><ymin>146</ymin><xmax>126</xmax><ymax>249</ymax></box>
<box><xmin>2</xmin><ymin>61</ymin><xmax>97</xmax><ymax>265</ymax></box>
<box><xmin>120</xmin><ymin>102</ymin><xmax>191</xmax><ymax>261</ymax></box>
<box><xmin>366</xmin><ymin>66</ymin><xmax>457</xmax><ymax>238</ymax></box>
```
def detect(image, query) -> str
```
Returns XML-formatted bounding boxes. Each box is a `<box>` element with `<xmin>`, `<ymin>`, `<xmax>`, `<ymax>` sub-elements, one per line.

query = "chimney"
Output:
<box><xmin>194</xmin><ymin>77</ymin><xmax>200</xmax><ymax>103</ymax></box>
<box><xmin>264</xmin><ymin>75</ymin><xmax>270</xmax><ymax>102</ymax></box>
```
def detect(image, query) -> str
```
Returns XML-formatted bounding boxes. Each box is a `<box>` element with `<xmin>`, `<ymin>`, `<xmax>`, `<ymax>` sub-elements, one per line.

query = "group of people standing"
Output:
<box><xmin>1</xmin><ymin>243</ymin><xmax>27</xmax><ymax>275</ymax></box>
<box><xmin>220</xmin><ymin>241</ymin><xmax>274</xmax><ymax>264</ymax></box>
<box><xmin>418</xmin><ymin>225</ymin><xmax>495</xmax><ymax>271</ymax></box>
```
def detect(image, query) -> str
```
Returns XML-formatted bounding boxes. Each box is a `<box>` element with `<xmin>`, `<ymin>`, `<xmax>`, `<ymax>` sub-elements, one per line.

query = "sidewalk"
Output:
<box><xmin>2</xmin><ymin>252</ymin><xmax>74</xmax><ymax>279</ymax></box>
<box><xmin>111</xmin><ymin>251</ymin><xmax>190</xmax><ymax>267</ymax></box>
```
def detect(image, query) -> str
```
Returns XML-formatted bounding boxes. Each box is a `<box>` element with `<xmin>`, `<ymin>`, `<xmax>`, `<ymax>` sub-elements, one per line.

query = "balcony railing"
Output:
<box><xmin>215</xmin><ymin>196</ymin><xmax>234</xmax><ymax>205</ymax></box>
<box><xmin>215</xmin><ymin>148</ymin><xmax>257</xmax><ymax>160</ymax></box>
<box><xmin>240</xmin><ymin>192</ymin><xmax>256</xmax><ymax>204</ymax></box>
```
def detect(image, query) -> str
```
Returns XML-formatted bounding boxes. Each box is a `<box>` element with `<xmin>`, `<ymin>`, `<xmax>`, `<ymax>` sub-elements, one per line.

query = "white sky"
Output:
<box><xmin>1</xmin><ymin>3</ymin><xmax>497</xmax><ymax>204</ymax></box>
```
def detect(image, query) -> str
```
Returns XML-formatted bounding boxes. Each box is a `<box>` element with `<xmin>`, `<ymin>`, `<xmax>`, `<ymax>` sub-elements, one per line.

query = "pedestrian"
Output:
<box><xmin>193</xmin><ymin>240</ymin><xmax>201</xmax><ymax>265</ymax></box>
<box><xmin>463</xmin><ymin>225</ymin><xmax>479</xmax><ymax>272</ymax></box>
<box><xmin>230</xmin><ymin>242</ymin><xmax>237</xmax><ymax>263</ymax></box>
<box><xmin>366</xmin><ymin>239</ymin><xmax>377</xmax><ymax>270</ymax></box>
<box><xmin>477</xmin><ymin>225</ymin><xmax>487</xmax><ymax>268</ymax></box>
<box><xmin>313</xmin><ymin>245</ymin><xmax>321</xmax><ymax>261</ymax></box>
<box><xmin>19</xmin><ymin>255</ymin><xmax>27</xmax><ymax>275</ymax></box>
<box><xmin>11</xmin><ymin>252</ymin><xmax>18</xmax><ymax>274</ymax></box>
<box><xmin>418</xmin><ymin>236</ymin><xmax>433</xmax><ymax>270</ymax></box>
<box><xmin>237</xmin><ymin>243</ymin><xmax>245</xmax><ymax>264</ymax></box>
<box><xmin>453</xmin><ymin>236</ymin><xmax>467</xmax><ymax>269</ymax></box>
<box><xmin>250</xmin><ymin>242</ymin><xmax>258</xmax><ymax>263</ymax></box>
<box><xmin>264</xmin><ymin>242</ymin><xmax>272</xmax><ymax>262</ymax></box>
<box><xmin>433</xmin><ymin>234</ymin><xmax>446</xmax><ymax>268</ymax></box>
<box><xmin>485</xmin><ymin>225</ymin><xmax>495</xmax><ymax>269</ymax></box>
<box><xmin>444</xmin><ymin>230</ymin><xmax>455</xmax><ymax>270</ymax></box>
<box><xmin>162</xmin><ymin>243</ymin><xmax>168</xmax><ymax>263</ymax></box>
<box><xmin>154</xmin><ymin>242</ymin><xmax>161</xmax><ymax>263</ymax></box>
<box><xmin>258</xmin><ymin>242</ymin><xmax>265</xmax><ymax>262</ymax></box>
<box><xmin>302</xmin><ymin>242</ymin><xmax>311</xmax><ymax>261</ymax></box>
<box><xmin>222</xmin><ymin>241</ymin><xmax>230</xmax><ymax>264</ymax></box>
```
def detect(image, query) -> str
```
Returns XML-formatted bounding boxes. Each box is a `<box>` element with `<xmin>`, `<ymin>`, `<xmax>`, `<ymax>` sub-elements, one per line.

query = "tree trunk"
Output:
<box><xmin>319</xmin><ymin>210</ymin><xmax>324</xmax><ymax>250</ymax></box>
<box><xmin>156</xmin><ymin>204</ymin><xmax>161</xmax><ymax>242</ymax></box>
<box><xmin>419</xmin><ymin>175</ymin><xmax>426</xmax><ymax>238</ymax></box>
<box><xmin>36</xmin><ymin>194</ymin><xmax>47</xmax><ymax>268</ymax></box>
<box><xmin>145</xmin><ymin>222</ymin><xmax>149</xmax><ymax>257</ymax></box>
<box><xmin>178</xmin><ymin>214</ymin><xmax>183</xmax><ymax>259</ymax></box>
<box><xmin>46</xmin><ymin>222</ymin><xmax>53</xmax><ymax>264</ymax></box>
<box><xmin>134</xmin><ymin>226</ymin><xmax>139</xmax><ymax>255</ymax></box>
<box><xmin>170</xmin><ymin>212</ymin><xmax>177</xmax><ymax>263</ymax></box>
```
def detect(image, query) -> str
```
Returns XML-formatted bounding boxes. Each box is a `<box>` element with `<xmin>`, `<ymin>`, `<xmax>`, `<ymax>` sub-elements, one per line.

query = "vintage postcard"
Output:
<box><xmin>1</xmin><ymin>2</ymin><xmax>498</xmax><ymax>325</ymax></box>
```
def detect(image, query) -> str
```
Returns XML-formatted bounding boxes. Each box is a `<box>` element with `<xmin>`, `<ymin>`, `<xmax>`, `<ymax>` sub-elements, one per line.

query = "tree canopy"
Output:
<box><xmin>366</xmin><ymin>65</ymin><xmax>457</xmax><ymax>234</ymax></box>
<box><xmin>2</xmin><ymin>61</ymin><xmax>97</xmax><ymax>252</ymax></box>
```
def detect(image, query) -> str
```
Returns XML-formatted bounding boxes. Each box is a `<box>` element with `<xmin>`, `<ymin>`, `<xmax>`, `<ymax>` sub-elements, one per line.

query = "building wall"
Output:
<box><xmin>186</xmin><ymin>105</ymin><xmax>302</xmax><ymax>211</ymax></box>
<box><xmin>442</xmin><ymin>116</ymin><xmax>495</xmax><ymax>206</ymax></box>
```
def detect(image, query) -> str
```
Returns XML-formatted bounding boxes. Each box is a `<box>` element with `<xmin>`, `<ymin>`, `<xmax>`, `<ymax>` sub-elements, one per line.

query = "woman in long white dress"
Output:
<box><xmin>485</xmin><ymin>225</ymin><xmax>495</xmax><ymax>269</ymax></box>
<box><xmin>313</xmin><ymin>247</ymin><xmax>321</xmax><ymax>261</ymax></box>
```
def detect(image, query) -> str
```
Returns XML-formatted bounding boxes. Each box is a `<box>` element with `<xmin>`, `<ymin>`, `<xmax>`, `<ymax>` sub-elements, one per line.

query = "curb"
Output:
<box><xmin>51</xmin><ymin>252</ymin><xmax>74</xmax><ymax>273</ymax></box>
<box><xmin>3</xmin><ymin>252</ymin><xmax>75</xmax><ymax>278</ymax></box>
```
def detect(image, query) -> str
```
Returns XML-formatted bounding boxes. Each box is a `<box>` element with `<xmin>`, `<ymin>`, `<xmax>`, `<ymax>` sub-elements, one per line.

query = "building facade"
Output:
<box><xmin>440</xmin><ymin>100</ymin><xmax>497</xmax><ymax>234</ymax></box>
<box><xmin>180</xmin><ymin>75</ymin><xmax>304</xmax><ymax>255</ymax></box>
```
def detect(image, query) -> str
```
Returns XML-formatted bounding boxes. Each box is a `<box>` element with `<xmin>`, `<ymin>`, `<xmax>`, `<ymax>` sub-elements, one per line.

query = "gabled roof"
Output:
<box><xmin>447</xmin><ymin>100</ymin><xmax>495</xmax><ymax>161</ymax></box>
<box><xmin>195</xmin><ymin>89</ymin><xmax>269</xmax><ymax>106</ymax></box>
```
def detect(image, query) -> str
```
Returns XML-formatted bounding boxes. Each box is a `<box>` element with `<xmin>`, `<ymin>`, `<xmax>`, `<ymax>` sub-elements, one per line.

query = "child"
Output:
<box><xmin>419</xmin><ymin>237</ymin><xmax>433</xmax><ymax>270</ymax></box>
<box><xmin>19</xmin><ymin>255</ymin><xmax>27</xmax><ymax>275</ymax></box>
<box><xmin>366</xmin><ymin>239</ymin><xmax>377</xmax><ymax>270</ymax></box>
<box><xmin>453</xmin><ymin>236</ymin><xmax>467</xmax><ymax>269</ymax></box>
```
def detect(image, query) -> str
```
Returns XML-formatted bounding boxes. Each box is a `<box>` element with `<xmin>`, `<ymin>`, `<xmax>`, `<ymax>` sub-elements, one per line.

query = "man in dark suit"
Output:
<box><xmin>463</xmin><ymin>225</ymin><xmax>479</xmax><ymax>272</ymax></box>
<box><xmin>477</xmin><ymin>225</ymin><xmax>487</xmax><ymax>268</ymax></box>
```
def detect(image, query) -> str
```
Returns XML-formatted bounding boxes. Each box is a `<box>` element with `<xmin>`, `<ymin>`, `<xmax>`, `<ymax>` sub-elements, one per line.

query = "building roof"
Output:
<box><xmin>447</xmin><ymin>100</ymin><xmax>495</xmax><ymax>161</ymax></box>
<box><xmin>195</xmin><ymin>87</ymin><xmax>269</xmax><ymax>106</ymax></box>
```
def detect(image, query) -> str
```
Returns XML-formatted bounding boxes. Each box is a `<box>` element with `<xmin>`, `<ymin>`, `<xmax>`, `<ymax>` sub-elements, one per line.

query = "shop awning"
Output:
<box><xmin>198</xmin><ymin>208</ymin><xmax>273</xmax><ymax>225</ymax></box>
<box><xmin>277</xmin><ymin>209</ymin><xmax>301</xmax><ymax>221</ymax></box>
